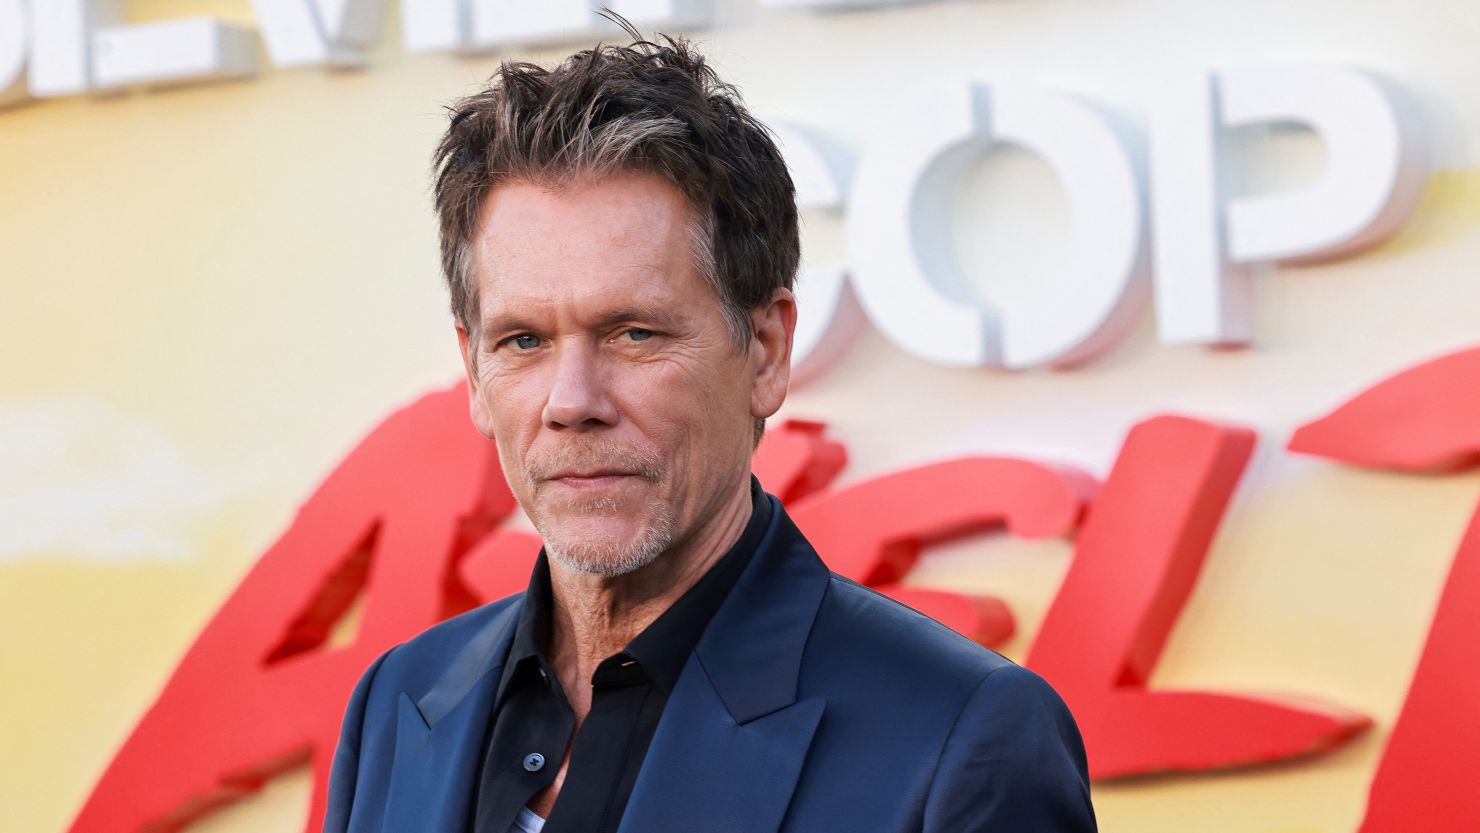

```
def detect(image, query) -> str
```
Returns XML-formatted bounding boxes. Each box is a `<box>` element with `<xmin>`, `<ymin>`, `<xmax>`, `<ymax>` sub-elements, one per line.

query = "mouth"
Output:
<box><xmin>545</xmin><ymin>471</ymin><xmax>642</xmax><ymax>491</ymax></box>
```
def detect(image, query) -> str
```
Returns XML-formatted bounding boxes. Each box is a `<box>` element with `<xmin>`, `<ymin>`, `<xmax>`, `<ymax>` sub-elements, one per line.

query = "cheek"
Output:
<box><xmin>642</xmin><ymin>361</ymin><xmax>752</xmax><ymax>463</ymax></box>
<box><xmin>482</xmin><ymin>375</ymin><xmax>544</xmax><ymax>458</ymax></box>
<box><xmin>631</xmin><ymin>359</ymin><xmax>735</xmax><ymax>424</ymax></box>
<box><xmin>695</xmin><ymin>357</ymin><xmax>755</xmax><ymax>425</ymax></box>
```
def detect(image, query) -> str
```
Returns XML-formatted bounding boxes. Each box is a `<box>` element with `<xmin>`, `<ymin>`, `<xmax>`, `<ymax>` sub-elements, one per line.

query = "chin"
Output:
<box><xmin>538</xmin><ymin>510</ymin><xmax>676</xmax><ymax>578</ymax></box>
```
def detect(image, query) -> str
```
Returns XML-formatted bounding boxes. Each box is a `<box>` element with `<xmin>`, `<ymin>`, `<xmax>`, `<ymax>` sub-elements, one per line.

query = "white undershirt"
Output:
<box><xmin>510</xmin><ymin>807</ymin><xmax>546</xmax><ymax>833</ymax></box>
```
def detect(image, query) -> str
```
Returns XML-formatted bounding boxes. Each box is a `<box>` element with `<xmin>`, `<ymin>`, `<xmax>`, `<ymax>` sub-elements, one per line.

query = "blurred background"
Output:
<box><xmin>4</xmin><ymin>1</ymin><xmax>1479</xmax><ymax>831</ymax></box>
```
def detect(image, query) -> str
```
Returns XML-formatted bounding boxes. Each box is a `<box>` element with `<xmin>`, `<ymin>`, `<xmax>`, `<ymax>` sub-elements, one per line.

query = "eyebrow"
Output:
<box><xmin>479</xmin><ymin>301</ymin><xmax>682</xmax><ymax>340</ymax></box>
<box><xmin>478</xmin><ymin>313</ymin><xmax>537</xmax><ymax>342</ymax></box>
<box><xmin>590</xmin><ymin>303</ymin><xmax>680</xmax><ymax>330</ymax></box>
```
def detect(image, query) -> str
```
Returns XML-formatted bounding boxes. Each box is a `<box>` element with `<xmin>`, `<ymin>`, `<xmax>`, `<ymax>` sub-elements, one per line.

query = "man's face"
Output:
<box><xmin>457</xmin><ymin>171</ymin><xmax>792</xmax><ymax>577</ymax></box>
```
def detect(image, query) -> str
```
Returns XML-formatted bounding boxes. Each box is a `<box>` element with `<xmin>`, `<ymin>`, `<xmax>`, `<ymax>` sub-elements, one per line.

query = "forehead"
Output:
<box><xmin>470</xmin><ymin>172</ymin><xmax>704</xmax><ymax>315</ymax></box>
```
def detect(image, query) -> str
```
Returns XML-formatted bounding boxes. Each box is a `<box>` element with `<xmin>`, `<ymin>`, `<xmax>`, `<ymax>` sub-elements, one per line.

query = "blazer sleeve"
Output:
<box><xmin>322</xmin><ymin>648</ymin><xmax>394</xmax><ymax>833</ymax></box>
<box><xmin>921</xmin><ymin>663</ymin><xmax>1097</xmax><ymax>832</ymax></box>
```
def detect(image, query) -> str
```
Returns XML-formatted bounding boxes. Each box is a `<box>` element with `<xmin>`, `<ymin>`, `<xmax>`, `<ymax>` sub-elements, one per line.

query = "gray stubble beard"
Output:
<box><xmin>535</xmin><ymin>489</ymin><xmax>677</xmax><ymax>578</ymax></box>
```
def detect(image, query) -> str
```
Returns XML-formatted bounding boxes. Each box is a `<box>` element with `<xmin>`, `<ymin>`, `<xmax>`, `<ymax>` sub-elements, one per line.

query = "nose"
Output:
<box><xmin>541</xmin><ymin>340</ymin><xmax>619</xmax><ymax>430</ymax></box>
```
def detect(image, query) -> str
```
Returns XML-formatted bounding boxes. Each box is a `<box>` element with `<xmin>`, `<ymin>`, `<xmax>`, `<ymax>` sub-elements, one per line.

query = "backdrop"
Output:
<box><xmin>4</xmin><ymin>1</ymin><xmax>1480</xmax><ymax>831</ymax></box>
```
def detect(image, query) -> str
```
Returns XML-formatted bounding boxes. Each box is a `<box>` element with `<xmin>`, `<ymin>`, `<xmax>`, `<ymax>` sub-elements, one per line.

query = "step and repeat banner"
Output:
<box><xmin>4</xmin><ymin>1</ymin><xmax>1480</xmax><ymax>832</ymax></box>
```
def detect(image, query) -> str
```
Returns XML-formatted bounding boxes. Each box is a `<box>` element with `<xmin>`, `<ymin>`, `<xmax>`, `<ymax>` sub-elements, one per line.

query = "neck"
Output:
<box><xmin>544</xmin><ymin>477</ymin><xmax>754</xmax><ymax>712</ymax></box>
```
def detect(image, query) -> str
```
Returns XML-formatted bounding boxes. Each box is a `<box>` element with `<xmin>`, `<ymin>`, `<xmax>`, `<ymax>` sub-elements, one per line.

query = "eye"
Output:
<box><xmin>622</xmin><ymin>328</ymin><xmax>654</xmax><ymax>342</ymax></box>
<box><xmin>505</xmin><ymin>333</ymin><xmax>541</xmax><ymax>350</ymax></box>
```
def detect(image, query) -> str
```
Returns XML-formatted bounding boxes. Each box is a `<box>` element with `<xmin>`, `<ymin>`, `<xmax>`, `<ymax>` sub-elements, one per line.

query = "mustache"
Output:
<box><xmin>523</xmin><ymin>439</ymin><xmax>665</xmax><ymax>483</ymax></box>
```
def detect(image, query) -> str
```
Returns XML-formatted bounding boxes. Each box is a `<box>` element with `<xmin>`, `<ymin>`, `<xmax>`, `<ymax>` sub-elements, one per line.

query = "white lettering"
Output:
<box><xmin>845</xmin><ymin>82</ymin><xmax>1146</xmax><ymax>369</ymax></box>
<box><xmin>846</xmin><ymin>83</ymin><xmax>998</xmax><ymax>367</ymax></box>
<box><xmin>28</xmin><ymin>0</ymin><xmax>101</xmax><ymax>98</ymax></box>
<box><xmin>986</xmin><ymin>86</ymin><xmax>1146</xmax><ymax>369</ymax></box>
<box><xmin>1149</xmin><ymin>72</ymin><xmax>1238</xmax><ymax>342</ymax></box>
<box><xmin>1152</xmin><ymin>65</ymin><xmax>1428</xmax><ymax>344</ymax></box>
<box><xmin>315</xmin><ymin>0</ymin><xmax>386</xmax><ymax>47</ymax></box>
<box><xmin>773</xmin><ymin>122</ymin><xmax>864</xmax><ymax>382</ymax></box>
<box><xmin>759</xmin><ymin>0</ymin><xmax>936</xmax><ymax>11</ymax></box>
<box><xmin>0</xmin><ymin>0</ymin><xmax>28</xmax><ymax>106</ymax></box>
<box><xmin>0</xmin><ymin>15</ymin><xmax>1431</xmax><ymax>380</ymax></box>
<box><xmin>401</xmin><ymin>0</ymin><xmax>464</xmax><ymax>53</ymax></box>
<box><xmin>249</xmin><ymin>0</ymin><xmax>381</xmax><ymax>67</ymax></box>
<box><xmin>93</xmin><ymin>18</ymin><xmax>258</xmax><ymax>90</ymax></box>
<box><xmin>468</xmin><ymin>0</ymin><xmax>604</xmax><ymax>50</ymax></box>
<box><xmin>610</xmin><ymin>0</ymin><xmax>713</xmax><ymax>28</ymax></box>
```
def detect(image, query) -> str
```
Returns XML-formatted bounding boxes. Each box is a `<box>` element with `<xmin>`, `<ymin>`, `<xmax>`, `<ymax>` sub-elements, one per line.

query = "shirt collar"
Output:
<box><xmin>496</xmin><ymin>476</ymin><xmax>772</xmax><ymax>703</ymax></box>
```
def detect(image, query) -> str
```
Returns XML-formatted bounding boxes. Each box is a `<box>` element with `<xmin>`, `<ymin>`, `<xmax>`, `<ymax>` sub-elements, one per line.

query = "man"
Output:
<box><xmin>324</xmin><ymin>28</ymin><xmax>1096</xmax><ymax>833</ymax></box>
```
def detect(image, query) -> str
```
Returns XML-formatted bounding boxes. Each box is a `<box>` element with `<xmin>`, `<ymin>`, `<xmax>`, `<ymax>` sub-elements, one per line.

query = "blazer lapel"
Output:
<box><xmin>382</xmin><ymin>601</ymin><xmax>521</xmax><ymax>833</ymax></box>
<box><xmin>616</xmin><ymin>662</ymin><xmax>825</xmax><ymax>833</ymax></box>
<box><xmin>618</xmin><ymin>498</ymin><xmax>833</xmax><ymax>833</ymax></box>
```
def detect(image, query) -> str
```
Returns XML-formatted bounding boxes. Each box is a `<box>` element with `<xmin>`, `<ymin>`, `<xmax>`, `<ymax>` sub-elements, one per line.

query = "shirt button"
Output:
<box><xmin>523</xmin><ymin>752</ymin><xmax>545</xmax><ymax>772</ymax></box>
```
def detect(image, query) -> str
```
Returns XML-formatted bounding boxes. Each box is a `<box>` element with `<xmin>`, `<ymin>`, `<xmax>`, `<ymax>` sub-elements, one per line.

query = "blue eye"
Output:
<box><xmin>624</xmin><ymin>328</ymin><xmax>654</xmax><ymax>342</ymax></box>
<box><xmin>510</xmin><ymin>334</ymin><xmax>540</xmax><ymax>350</ymax></box>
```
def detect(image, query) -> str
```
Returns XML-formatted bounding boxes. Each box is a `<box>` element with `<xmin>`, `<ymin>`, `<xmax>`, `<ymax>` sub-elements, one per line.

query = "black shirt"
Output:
<box><xmin>472</xmin><ymin>478</ymin><xmax>773</xmax><ymax>833</ymax></box>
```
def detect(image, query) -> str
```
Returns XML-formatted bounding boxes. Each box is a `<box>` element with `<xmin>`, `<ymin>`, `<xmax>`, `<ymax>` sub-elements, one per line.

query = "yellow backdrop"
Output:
<box><xmin>5</xmin><ymin>2</ymin><xmax>1480</xmax><ymax>831</ymax></box>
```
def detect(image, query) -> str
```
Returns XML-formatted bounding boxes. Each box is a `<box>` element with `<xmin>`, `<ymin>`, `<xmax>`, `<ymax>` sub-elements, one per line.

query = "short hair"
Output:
<box><xmin>431</xmin><ymin>24</ymin><xmax>801</xmax><ymax>360</ymax></box>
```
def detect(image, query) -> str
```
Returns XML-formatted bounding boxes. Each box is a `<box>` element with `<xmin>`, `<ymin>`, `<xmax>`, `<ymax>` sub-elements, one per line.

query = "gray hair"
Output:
<box><xmin>431</xmin><ymin>26</ymin><xmax>800</xmax><ymax>367</ymax></box>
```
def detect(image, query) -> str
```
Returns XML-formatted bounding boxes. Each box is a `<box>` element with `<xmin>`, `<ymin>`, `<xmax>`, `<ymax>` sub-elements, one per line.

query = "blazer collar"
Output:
<box><xmin>692</xmin><ymin>493</ymin><xmax>832</xmax><ymax>724</ymax></box>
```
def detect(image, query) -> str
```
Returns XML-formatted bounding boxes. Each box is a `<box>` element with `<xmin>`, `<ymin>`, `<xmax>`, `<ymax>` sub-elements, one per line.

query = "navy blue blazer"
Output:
<box><xmin>324</xmin><ymin>493</ymin><xmax>1096</xmax><ymax>832</ymax></box>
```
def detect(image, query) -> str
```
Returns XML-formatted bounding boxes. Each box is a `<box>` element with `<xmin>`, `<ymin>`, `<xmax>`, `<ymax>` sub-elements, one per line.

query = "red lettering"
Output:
<box><xmin>70</xmin><ymin>395</ymin><xmax>1408</xmax><ymax>830</ymax></box>
<box><xmin>1289</xmin><ymin>346</ymin><xmax>1480</xmax><ymax>830</ymax></box>
<box><xmin>67</xmin><ymin>387</ymin><xmax>508</xmax><ymax>833</ymax></box>
<box><xmin>1028</xmin><ymin>415</ymin><xmax>1370</xmax><ymax>777</ymax></box>
<box><xmin>786</xmin><ymin>453</ymin><xmax>1093</xmax><ymax>645</ymax></box>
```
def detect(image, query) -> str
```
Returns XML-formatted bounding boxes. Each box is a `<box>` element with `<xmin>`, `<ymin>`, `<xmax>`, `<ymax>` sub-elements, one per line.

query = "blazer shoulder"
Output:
<box><xmin>809</xmin><ymin>573</ymin><xmax>1016</xmax><ymax>694</ymax></box>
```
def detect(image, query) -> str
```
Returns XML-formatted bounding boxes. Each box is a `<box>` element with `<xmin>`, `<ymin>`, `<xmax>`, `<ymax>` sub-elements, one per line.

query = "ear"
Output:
<box><xmin>749</xmin><ymin>288</ymin><xmax>798</xmax><ymax>421</ymax></box>
<box><xmin>456</xmin><ymin>322</ymin><xmax>497</xmax><ymax>440</ymax></box>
